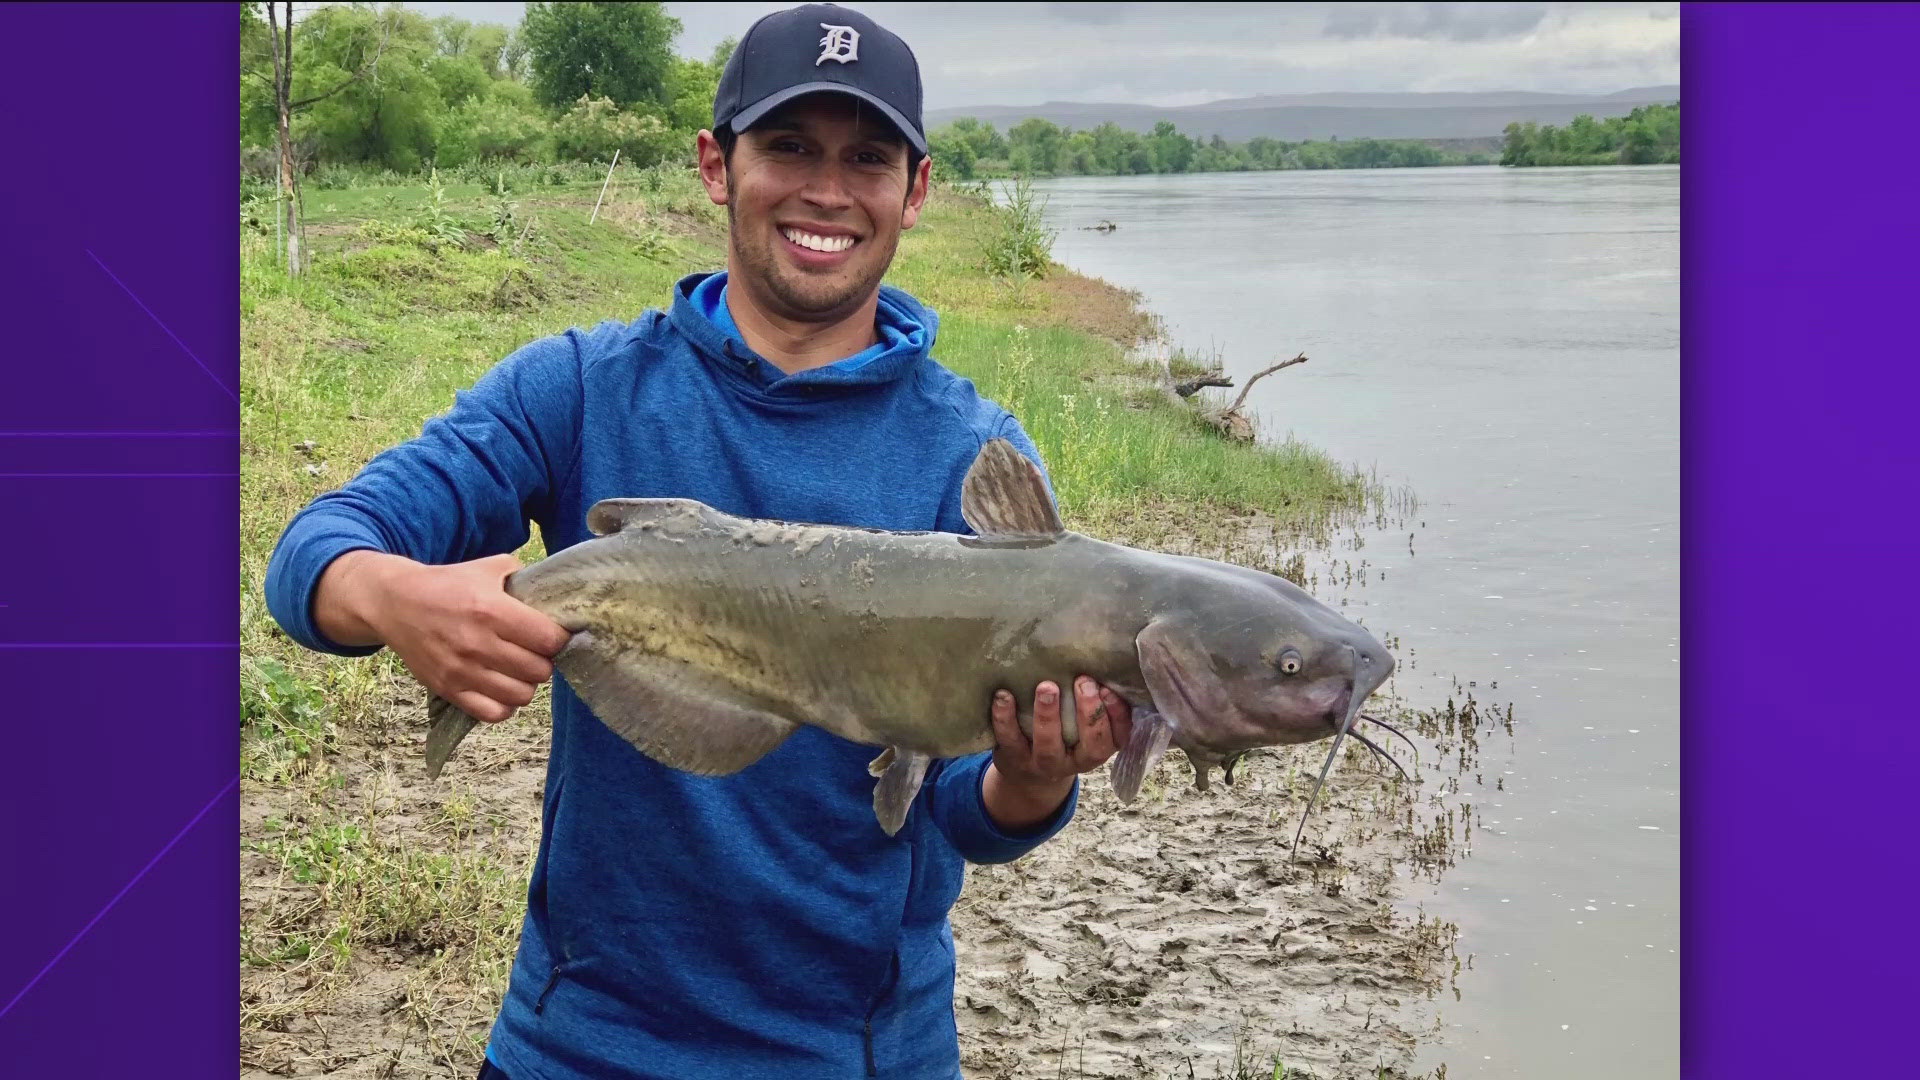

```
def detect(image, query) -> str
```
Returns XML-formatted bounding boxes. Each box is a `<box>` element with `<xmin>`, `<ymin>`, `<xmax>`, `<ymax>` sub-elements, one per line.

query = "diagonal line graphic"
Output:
<box><xmin>0</xmin><ymin>774</ymin><xmax>238</xmax><ymax>1023</ymax></box>
<box><xmin>85</xmin><ymin>249</ymin><xmax>238</xmax><ymax>404</ymax></box>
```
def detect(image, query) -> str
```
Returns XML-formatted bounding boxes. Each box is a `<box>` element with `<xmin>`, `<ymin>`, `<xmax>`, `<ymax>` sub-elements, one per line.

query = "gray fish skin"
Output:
<box><xmin>423</xmin><ymin>440</ymin><xmax>1394</xmax><ymax>830</ymax></box>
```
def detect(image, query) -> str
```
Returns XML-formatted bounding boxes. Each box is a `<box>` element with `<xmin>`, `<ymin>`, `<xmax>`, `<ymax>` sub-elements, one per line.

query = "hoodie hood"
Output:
<box><xmin>670</xmin><ymin>272</ymin><xmax>938</xmax><ymax>398</ymax></box>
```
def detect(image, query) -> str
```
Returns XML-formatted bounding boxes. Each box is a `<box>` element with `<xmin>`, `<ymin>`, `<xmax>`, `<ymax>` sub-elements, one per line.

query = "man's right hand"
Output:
<box><xmin>314</xmin><ymin>550</ymin><xmax>573</xmax><ymax>724</ymax></box>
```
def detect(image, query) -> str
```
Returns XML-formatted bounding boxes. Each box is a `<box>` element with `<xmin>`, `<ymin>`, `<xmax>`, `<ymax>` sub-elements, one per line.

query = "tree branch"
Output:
<box><xmin>1173</xmin><ymin>374</ymin><xmax>1233</xmax><ymax>398</ymax></box>
<box><xmin>1225</xmin><ymin>352</ymin><xmax>1307</xmax><ymax>413</ymax></box>
<box><xmin>288</xmin><ymin>9</ymin><xmax>393</xmax><ymax>110</ymax></box>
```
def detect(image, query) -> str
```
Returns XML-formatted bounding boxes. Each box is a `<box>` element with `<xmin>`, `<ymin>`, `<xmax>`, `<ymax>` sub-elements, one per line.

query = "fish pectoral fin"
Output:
<box><xmin>557</xmin><ymin>631</ymin><xmax>799</xmax><ymax>775</ymax></box>
<box><xmin>871</xmin><ymin>747</ymin><xmax>932</xmax><ymax>837</ymax></box>
<box><xmin>960</xmin><ymin>438</ymin><xmax>1065</xmax><ymax>539</ymax></box>
<box><xmin>585</xmin><ymin>497</ymin><xmax>724</xmax><ymax>537</ymax></box>
<box><xmin>1135</xmin><ymin>617</ymin><xmax>1234</xmax><ymax>738</ymax></box>
<box><xmin>1108</xmin><ymin>709</ymin><xmax>1174</xmax><ymax>805</ymax></box>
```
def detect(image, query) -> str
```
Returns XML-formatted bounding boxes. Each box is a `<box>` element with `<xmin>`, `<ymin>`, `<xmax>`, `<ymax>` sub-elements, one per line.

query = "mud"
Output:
<box><xmin>953</xmin><ymin>723</ymin><xmax>1457</xmax><ymax>1080</ymax></box>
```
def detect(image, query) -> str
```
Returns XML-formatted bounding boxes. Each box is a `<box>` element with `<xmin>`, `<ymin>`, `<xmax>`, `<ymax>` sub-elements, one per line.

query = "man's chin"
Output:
<box><xmin>768</xmin><ymin>271</ymin><xmax>877</xmax><ymax>318</ymax></box>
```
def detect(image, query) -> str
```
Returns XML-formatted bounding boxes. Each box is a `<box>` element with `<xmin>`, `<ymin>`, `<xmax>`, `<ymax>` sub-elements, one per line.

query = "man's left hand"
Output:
<box><xmin>982</xmin><ymin>676</ymin><xmax>1134</xmax><ymax>832</ymax></box>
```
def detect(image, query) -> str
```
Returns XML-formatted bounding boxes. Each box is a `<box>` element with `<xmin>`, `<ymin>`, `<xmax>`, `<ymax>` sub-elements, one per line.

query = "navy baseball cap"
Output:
<box><xmin>713</xmin><ymin>4</ymin><xmax>928</xmax><ymax>155</ymax></box>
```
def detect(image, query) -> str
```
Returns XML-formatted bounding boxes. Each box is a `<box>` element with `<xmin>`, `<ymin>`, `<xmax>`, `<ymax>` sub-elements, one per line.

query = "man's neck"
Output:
<box><xmin>724</xmin><ymin>270</ymin><xmax>881</xmax><ymax>376</ymax></box>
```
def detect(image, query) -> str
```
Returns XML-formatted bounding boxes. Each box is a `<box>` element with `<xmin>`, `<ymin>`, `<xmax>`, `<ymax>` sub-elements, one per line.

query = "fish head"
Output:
<box><xmin>1138</xmin><ymin>562</ymin><xmax>1394</xmax><ymax>764</ymax></box>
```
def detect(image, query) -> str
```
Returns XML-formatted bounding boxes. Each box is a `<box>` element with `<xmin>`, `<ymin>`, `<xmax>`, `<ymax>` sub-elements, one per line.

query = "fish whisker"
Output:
<box><xmin>1359</xmin><ymin>713</ymin><xmax>1419</xmax><ymax>759</ymax></box>
<box><xmin>1349</xmin><ymin>730</ymin><xmax>1409</xmax><ymax>781</ymax></box>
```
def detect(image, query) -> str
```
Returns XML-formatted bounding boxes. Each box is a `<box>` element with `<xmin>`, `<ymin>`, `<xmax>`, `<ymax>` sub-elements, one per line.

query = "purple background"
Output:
<box><xmin>0</xmin><ymin>3</ymin><xmax>1911</xmax><ymax>1075</ymax></box>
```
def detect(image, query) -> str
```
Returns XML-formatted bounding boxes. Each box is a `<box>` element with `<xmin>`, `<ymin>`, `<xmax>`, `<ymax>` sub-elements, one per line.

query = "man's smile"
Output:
<box><xmin>778</xmin><ymin>223</ymin><xmax>863</xmax><ymax>266</ymax></box>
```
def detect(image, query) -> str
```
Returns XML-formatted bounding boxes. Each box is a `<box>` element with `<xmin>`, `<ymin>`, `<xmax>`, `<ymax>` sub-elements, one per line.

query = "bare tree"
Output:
<box><xmin>256</xmin><ymin>3</ymin><xmax>392</xmax><ymax>275</ymax></box>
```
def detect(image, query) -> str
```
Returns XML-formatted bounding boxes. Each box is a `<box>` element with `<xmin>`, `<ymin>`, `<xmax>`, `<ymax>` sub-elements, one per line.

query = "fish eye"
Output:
<box><xmin>1278</xmin><ymin>648</ymin><xmax>1303</xmax><ymax>675</ymax></box>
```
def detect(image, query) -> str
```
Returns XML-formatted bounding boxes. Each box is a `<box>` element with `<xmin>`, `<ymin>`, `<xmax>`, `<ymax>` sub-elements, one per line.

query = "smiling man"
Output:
<box><xmin>264</xmin><ymin>5</ymin><xmax>1131</xmax><ymax>1079</ymax></box>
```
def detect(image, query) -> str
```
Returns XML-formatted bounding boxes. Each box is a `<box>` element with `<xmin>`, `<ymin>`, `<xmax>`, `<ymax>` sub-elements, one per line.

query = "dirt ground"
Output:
<box><xmin>241</xmin><ymin>674</ymin><xmax>1489</xmax><ymax>1080</ymax></box>
<box><xmin>952</xmin><ymin>732</ymin><xmax>1459</xmax><ymax>1080</ymax></box>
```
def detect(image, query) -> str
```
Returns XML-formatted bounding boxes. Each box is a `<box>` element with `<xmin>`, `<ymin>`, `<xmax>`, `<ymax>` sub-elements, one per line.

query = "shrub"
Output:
<box><xmin>550</xmin><ymin>94</ymin><xmax>680</xmax><ymax>168</ymax></box>
<box><xmin>983</xmin><ymin>175</ymin><xmax>1056</xmax><ymax>280</ymax></box>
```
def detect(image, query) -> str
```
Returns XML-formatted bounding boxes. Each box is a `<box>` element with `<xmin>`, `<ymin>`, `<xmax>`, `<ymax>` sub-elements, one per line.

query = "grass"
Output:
<box><xmin>239</xmin><ymin>160</ymin><xmax>1388</xmax><ymax>1074</ymax></box>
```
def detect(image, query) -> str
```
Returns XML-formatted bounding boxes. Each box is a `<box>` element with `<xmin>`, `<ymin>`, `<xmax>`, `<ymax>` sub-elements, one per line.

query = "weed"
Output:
<box><xmin>982</xmin><ymin>174</ymin><xmax>1057</xmax><ymax>280</ymax></box>
<box><xmin>416</xmin><ymin>168</ymin><xmax>471</xmax><ymax>249</ymax></box>
<box><xmin>241</xmin><ymin>656</ymin><xmax>335</xmax><ymax>781</ymax></box>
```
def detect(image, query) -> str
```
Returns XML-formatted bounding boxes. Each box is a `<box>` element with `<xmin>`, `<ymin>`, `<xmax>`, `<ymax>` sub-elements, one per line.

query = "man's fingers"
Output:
<box><xmin>489</xmin><ymin>639</ymin><xmax>557</xmax><ymax>687</ymax></box>
<box><xmin>464</xmin><ymin>554</ymin><xmax>571</xmax><ymax>658</ymax></box>
<box><xmin>989</xmin><ymin>689</ymin><xmax>1023</xmax><ymax>749</ymax></box>
<box><xmin>1101</xmin><ymin>686</ymin><xmax>1135</xmax><ymax>756</ymax></box>
<box><xmin>1028</xmin><ymin>682</ymin><xmax>1067</xmax><ymax>772</ymax></box>
<box><xmin>1073</xmin><ymin>676</ymin><xmax>1111</xmax><ymax>763</ymax></box>
<box><xmin>449</xmin><ymin>689</ymin><xmax>515</xmax><ymax>725</ymax></box>
<box><xmin>463</xmin><ymin>669</ymin><xmax>538</xmax><ymax>712</ymax></box>
<box><xmin>496</xmin><ymin>604</ymin><xmax>573</xmax><ymax>658</ymax></box>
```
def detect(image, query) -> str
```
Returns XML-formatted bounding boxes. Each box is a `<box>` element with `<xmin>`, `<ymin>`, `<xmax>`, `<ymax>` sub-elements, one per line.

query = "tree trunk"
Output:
<box><xmin>269</xmin><ymin>2</ymin><xmax>300</xmax><ymax>276</ymax></box>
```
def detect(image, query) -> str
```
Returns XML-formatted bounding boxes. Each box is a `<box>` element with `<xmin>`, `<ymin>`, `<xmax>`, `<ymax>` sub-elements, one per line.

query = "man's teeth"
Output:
<box><xmin>782</xmin><ymin>228</ymin><xmax>855</xmax><ymax>253</ymax></box>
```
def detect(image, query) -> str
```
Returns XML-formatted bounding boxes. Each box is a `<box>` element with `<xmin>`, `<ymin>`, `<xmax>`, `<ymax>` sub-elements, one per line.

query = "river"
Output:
<box><xmin>1027</xmin><ymin>165</ymin><xmax>1679</xmax><ymax>1079</ymax></box>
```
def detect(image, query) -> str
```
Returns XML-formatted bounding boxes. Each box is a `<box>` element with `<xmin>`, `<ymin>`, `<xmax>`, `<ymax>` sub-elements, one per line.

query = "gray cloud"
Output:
<box><xmin>1321</xmin><ymin>2</ymin><xmax>1553</xmax><ymax>42</ymax></box>
<box><xmin>398</xmin><ymin>2</ymin><xmax>1679</xmax><ymax>107</ymax></box>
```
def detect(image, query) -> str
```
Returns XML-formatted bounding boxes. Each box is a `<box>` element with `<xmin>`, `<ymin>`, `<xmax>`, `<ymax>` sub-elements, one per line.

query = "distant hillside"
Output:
<box><xmin>926</xmin><ymin>86</ymin><xmax>1680</xmax><ymax>142</ymax></box>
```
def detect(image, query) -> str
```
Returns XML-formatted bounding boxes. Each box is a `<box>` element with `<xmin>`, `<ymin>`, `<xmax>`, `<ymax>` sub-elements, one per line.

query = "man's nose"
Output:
<box><xmin>800</xmin><ymin>160</ymin><xmax>856</xmax><ymax>210</ymax></box>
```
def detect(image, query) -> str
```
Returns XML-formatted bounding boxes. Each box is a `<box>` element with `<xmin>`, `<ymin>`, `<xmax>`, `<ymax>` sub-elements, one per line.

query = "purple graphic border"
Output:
<box><xmin>0</xmin><ymin>3</ymin><xmax>1913</xmax><ymax>1075</ymax></box>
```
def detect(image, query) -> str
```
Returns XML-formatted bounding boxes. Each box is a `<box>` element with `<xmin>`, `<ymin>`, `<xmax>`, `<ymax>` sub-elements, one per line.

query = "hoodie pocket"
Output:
<box><xmin>526</xmin><ymin>774</ymin><xmax>573</xmax><ymax>964</ymax></box>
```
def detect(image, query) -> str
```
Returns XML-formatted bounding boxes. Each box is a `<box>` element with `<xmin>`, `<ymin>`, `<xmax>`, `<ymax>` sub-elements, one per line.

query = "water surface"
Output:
<box><xmin>1032</xmin><ymin>166</ymin><xmax>1679</xmax><ymax>1079</ymax></box>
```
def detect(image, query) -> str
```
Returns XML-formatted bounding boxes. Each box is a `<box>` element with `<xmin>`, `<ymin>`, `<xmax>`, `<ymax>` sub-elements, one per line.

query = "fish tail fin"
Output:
<box><xmin>425</xmin><ymin>693</ymin><xmax>480</xmax><ymax>778</ymax></box>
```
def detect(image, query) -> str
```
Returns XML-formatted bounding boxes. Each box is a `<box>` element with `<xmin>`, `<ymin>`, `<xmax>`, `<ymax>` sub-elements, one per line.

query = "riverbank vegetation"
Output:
<box><xmin>931</xmin><ymin>115</ymin><xmax>1491</xmax><ymax>179</ymax></box>
<box><xmin>1501</xmin><ymin>102</ymin><xmax>1679</xmax><ymax>166</ymax></box>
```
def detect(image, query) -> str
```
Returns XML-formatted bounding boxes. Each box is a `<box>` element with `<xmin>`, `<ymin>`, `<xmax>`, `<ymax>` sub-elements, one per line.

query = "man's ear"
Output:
<box><xmin>902</xmin><ymin>154</ymin><xmax>933</xmax><ymax>229</ymax></box>
<box><xmin>695</xmin><ymin>129</ymin><xmax>730</xmax><ymax>207</ymax></box>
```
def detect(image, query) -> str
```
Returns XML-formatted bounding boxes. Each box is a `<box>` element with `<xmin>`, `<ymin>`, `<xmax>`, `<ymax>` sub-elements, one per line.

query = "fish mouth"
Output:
<box><xmin>1291</xmin><ymin>646</ymin><xmax>1386</xmax><ymax>860</ymax></box>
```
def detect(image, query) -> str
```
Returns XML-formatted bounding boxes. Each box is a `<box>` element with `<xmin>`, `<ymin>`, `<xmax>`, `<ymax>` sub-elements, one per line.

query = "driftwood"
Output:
<box><xmin>1148</xmin><ymin>348</ymin><xmax>1308</xmax><ymax>442</ymax></box>
<box><xmin>1202</xmin><ymin>352</ymin><xmax>1309</xmax><ymax>442</ymax></box>
<box><xmin>1172</xmin><ymin>374</ymin><xmax>1233</xmax><ymax>397</ymax></box>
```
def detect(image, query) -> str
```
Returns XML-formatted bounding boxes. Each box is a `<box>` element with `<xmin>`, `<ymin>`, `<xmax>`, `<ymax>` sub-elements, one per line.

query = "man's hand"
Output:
<box><xmin>315</xmin><ymin>550</ymin><xmax>572</xmax><ymax>724</ymax></box>
<box><xmin>982</xmin><ymin>676</ymin><xmax>1135</xmax><ymax>833</ymax></box>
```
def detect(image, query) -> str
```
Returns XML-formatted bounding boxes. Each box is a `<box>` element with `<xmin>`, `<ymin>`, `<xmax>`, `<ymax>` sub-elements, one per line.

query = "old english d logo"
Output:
<box><xmin>817</xmin><ymin>23</ymin><xmax>859</xmax><ymax>65</ymax></box>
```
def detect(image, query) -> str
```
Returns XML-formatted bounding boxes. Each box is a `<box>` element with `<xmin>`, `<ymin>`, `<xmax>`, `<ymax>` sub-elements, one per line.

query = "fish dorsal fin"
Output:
<box><xmin>586</xmin><ymin>497</ymin><xmax>723</xmax><ymax>537</ymax></box>
<box><xmin>961</xmin><ymin>438</ymin><xmax>1064</xmax><ymax>539</ymax></box>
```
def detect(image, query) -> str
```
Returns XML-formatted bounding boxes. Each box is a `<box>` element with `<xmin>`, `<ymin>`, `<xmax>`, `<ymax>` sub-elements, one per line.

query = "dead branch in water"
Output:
<box><xmin>1225</xmin><ymin>352</ymin><xmax>1308</xmax><ymax>413</ymax></box>
<box><xmin>1173</xmin><ymin>374</ymin><xmax>1234</xmax><ymax>397</ymax></box>
<box><xmin>1204</xmin><ymin>352</ymin><xmax>1309</xmax><ymax>442</ymax></box>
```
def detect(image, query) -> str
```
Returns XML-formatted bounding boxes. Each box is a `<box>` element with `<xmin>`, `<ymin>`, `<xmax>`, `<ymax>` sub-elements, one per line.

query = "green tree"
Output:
<box><xmin>293</xmin><ymin>5</ymin><xmax>441</xmax><ymax>172</ymax></box>
<box><xmin>1149</xmin><ymin>120</ymin><xmax>1193</xmax><ymax>173</ymax></box>
<box><xmin>437</xmin><ymin>81</ymin><xmax>549</xmax><ymax>167</ymax></box>
<box><xmin>522</xmin><ymin>2</ymin><xmax>682</xmax><ymax>114</ymax></box>
<box><xmin>1007</xmin><ymin>117</ymin><xmax>1066</xmax><ymax>175</ymax></box>
<box><xmin>928</xmin><ymin>126</ymin><xmax>977</xmax><ymax>180</ymax></box>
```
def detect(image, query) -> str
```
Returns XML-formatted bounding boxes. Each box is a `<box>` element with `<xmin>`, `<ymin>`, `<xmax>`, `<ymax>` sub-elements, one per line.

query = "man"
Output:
<box><xmin>265</xmin><ymin>5</ymin><xmax>1131</xmax><ymax>1078</ymax></box>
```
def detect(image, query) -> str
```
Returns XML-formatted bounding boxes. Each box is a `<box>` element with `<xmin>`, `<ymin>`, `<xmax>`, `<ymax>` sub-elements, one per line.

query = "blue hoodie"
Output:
<box><xmin>264</xmin><ymin>273</ymin><xmax>1078</xmax><ymax>1080</ymax></box>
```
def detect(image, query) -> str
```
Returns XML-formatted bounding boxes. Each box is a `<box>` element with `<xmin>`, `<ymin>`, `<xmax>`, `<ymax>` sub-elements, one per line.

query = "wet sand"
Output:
<box><xmin>954</xmin><ymin>729</ymin><xmax>1457</xmax><ymax>1080</ymax></box>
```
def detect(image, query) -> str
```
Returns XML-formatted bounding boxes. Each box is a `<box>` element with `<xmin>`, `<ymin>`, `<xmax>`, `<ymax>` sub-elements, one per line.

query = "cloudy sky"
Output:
<box><xmin>400</xmin><ymin>2</ymin><xmax>1679</xmax><ymax>108</ymax></box>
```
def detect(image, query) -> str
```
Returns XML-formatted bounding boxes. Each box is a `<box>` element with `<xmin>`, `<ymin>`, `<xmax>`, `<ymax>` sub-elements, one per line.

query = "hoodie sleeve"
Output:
<box><xmin>263</xmin><ymin>331</ymin><xmax>589</xmax><ymax>656</ymax></box>
<box><xmin>923</xmin><ymin>411</ymin><xmax>1078</xmax><ymax>862</ymax></box>
<box><xmin>926</xmin><ymin>753</ymin><xmax>1080</xmax><ymax>864</ymax></box>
